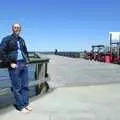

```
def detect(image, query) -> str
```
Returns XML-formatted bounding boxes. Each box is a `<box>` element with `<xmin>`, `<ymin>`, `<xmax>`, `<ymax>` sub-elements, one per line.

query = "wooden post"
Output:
<box><xmin>35</xmin><ymin>63</ymin><xmax>45</xmax><ymax>95</ymax></box>
<box><xmin>35</xmin><ymin>63</ymin><xmax>49</xmax><ymax>95</ymax></box>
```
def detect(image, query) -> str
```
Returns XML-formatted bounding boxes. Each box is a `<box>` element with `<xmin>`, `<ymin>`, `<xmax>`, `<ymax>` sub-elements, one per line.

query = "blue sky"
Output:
<box><xmin>0</xmin><ymin>0</ymin><xmax>120</xmax><ymax>51</ymax></box>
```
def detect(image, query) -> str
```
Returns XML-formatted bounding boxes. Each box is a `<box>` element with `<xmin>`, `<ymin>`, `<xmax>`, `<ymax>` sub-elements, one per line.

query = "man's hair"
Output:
<box><xmin>12</xmin><ymin>23</ymin><xmax>21</xmax><ymax>29</ymax></box>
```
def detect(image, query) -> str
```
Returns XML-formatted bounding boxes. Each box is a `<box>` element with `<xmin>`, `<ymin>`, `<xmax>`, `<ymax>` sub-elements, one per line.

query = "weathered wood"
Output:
<box><xmin>35</xmin><ymin>63</ymin><xmax>50</xmax><ymax>95</ymax></box>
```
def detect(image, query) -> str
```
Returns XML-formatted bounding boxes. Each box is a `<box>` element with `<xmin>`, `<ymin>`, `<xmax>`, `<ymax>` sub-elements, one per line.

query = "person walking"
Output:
<box><xmin>0</xmin><ymin>24</ymin><xmax>32</xmax><ymax>113</ymax></box>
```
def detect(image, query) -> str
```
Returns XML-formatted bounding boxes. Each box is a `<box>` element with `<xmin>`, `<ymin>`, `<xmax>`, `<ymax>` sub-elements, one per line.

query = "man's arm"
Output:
<box><xmin>0</xmin><ymin>37</ymin><xmax>9</xmax><ymax>62</ymax></box>
<box><xmin>0</xmin><ymin>36</ymin><xmax>17</xmax><ymax>68</ymax></box>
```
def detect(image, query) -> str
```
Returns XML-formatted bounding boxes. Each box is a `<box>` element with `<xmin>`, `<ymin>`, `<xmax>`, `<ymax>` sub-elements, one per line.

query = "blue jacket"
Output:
<box><xmin>0</xmin><ymin>34</ymin><xmax>29</xmax><ymax>65</ymax></box>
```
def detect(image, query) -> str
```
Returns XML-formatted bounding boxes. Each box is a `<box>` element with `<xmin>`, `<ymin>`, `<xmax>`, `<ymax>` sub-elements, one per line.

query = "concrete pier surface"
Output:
<box><xmin>46</xmin><ymin>55</ymin><xmax>120</xmax><ymax>87</ymax></box>
<box><xmin>0</xmin><ymin>84</ymin><xmax>120</xmax><ymax>120</ymax></box>
<box><xmin>0</xmin><ymin>55</ymin><xmax>120</xmax><ymax>120</ymax></box>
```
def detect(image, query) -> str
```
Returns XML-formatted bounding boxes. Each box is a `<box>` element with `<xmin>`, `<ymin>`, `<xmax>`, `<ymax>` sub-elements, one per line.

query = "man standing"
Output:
<box><xmin>0</xmin><ymin>24</ymin><xmax>32</xmax><ymax>113</ymax></box>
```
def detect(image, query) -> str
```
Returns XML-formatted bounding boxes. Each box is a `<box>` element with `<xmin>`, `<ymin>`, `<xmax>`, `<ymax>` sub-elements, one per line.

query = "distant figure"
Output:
<box><xmin>55</xmin><ymin>49</ymin><xmax>58</xmax><ymax>55</ymax></box>
<box><xmin>0</xmin><ymin>24</ymin><xmax>32</xmax><ymax>113</ymax></box>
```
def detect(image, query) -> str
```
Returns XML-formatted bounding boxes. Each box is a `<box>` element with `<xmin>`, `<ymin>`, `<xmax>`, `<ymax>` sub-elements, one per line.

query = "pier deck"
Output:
<box><xmin>0</xmin><ymin>55</ymin><xmax>120</xmax><ymax>120</ymax></box>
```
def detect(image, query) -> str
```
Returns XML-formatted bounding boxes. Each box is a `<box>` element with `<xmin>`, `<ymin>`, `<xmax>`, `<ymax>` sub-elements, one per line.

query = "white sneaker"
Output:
<box><xmin>25</xmin><ymin>105</ymin><xmax>32</xmax><ymax>111</ymax></box>
<box><xmin>20</xmin><ymin>108</ymin><xmax>30</xmax><ymax>113</ymax></box>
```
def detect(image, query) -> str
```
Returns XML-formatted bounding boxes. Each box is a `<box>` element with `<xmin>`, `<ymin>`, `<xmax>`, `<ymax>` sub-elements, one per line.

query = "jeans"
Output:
<box><xmin>8</xmin><ymin>60</ymin><xmax>29</xmax><ymax>110</ymax></box>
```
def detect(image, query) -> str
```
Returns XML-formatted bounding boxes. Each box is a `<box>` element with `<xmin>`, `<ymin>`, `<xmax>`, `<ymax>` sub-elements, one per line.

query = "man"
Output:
<box><xmin>0</xmin><ymin>24</ymin><xmax>32</xmax><ymax>113</ymax></box>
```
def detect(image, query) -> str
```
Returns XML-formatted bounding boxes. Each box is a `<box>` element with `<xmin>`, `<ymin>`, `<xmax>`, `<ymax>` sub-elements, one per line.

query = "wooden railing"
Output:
<box><xmin>0</xmin><ymin>52</ymin><xmax>50</xmax><ymax>97</ymax></box>
<box><xmin>55</xmin><ymin>51</ymin><xmax>84</xmax><ymax>58</ymax></box>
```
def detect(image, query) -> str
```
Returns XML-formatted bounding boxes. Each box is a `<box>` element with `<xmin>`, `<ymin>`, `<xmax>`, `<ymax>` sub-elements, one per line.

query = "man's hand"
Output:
<box><xmin>10</xmin><ymin>63</ymin><xmax>17</xmax><ymax>68</ymax></box>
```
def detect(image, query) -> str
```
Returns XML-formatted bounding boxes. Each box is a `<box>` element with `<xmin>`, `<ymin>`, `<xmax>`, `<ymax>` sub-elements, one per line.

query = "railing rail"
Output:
<box><xmin>55</xmin><ymin>51</ymin><xmax>85</xmax><ymax>58</ymax></box>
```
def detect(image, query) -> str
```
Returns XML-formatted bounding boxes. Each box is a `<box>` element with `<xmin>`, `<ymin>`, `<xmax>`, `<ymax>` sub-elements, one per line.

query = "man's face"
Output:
<box><xmin>12</xmin><ymin>24</ymin><xmax>21</xmax><ymax>35</ymax></box>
